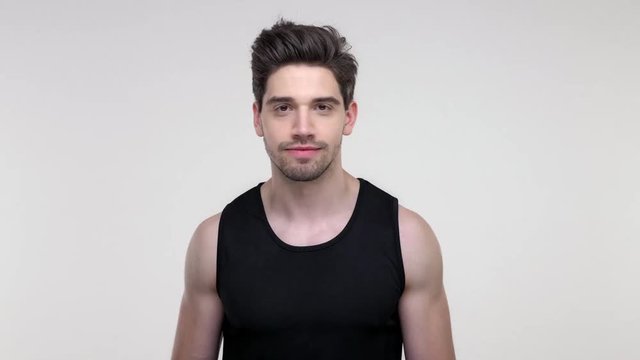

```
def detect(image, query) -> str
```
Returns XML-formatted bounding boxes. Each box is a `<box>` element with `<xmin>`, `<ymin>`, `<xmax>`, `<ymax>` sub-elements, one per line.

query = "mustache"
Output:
<box><xmin>278</xmin><ymin>141</ymin><xmax>328</xmax><ymax>151</ymax></box>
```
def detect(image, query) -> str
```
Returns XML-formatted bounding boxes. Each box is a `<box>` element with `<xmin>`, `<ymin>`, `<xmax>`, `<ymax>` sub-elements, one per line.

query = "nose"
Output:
<box><xmin>292</xmin><ymin>107</ymin><xmax>314</xmax><ymax>140</ymax></box>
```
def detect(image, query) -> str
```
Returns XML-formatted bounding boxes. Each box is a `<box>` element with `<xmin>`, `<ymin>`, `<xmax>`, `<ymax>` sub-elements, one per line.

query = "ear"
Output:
<box><xmin>342</xmin><ymin>100</ymin><xmax>358</xmax><ymax>136</ymax></box>
<box><xmin>253</xmin><ymin>101</ymin><xmax>264</xmax><ymax>137</ymax></box>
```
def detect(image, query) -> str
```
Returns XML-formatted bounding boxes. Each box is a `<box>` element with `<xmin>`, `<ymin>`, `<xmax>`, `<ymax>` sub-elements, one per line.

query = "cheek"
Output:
<box><xmin>260</xmin><ymin>124</ymin><xmax>282</xmax><ymax>138</ymax></box>
<box><xmin>261</xmin><ymin>127</ymin><xmax>288</xmax><ymax>147</ymax></box>
<box><xmin>329</xmin><ymin>123</ymin><xmax>347</xmax><ymax>138</ymax></box>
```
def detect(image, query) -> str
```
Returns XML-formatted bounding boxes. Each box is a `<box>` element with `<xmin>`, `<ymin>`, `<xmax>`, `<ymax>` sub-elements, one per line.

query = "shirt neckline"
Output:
<box><xmin>255</xmin><ymin>178</ymin><xmax>365</xmax><ymax>252</ymax></box>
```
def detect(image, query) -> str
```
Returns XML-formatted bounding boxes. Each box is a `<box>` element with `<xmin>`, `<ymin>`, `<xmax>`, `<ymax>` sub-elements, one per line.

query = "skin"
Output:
<box><xmin>171</xmin><ymin>64</ymin><xmax>456</xmax><ymax>359</ymax></box>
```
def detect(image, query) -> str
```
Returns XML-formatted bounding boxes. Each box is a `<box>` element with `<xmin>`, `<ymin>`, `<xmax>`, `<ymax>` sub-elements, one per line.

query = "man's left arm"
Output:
<box><xmin>397</xmin><ymin>205</ymin><xmax>456</xmax><ymax>360</ymax></box>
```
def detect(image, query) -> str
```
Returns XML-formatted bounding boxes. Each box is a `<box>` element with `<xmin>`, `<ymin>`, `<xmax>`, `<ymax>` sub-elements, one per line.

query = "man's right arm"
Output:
<box><xmin>171</xmin><ymin>214</ymin><xmax>224</xmax><ymax>360</ymax></box>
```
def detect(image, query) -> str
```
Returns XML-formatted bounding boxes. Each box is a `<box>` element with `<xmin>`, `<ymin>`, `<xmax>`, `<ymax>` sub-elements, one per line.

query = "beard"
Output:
<box><xmin>264</xmin><ymin>138</ymin><xmax>341</xmax><ymax>182</ymax></box>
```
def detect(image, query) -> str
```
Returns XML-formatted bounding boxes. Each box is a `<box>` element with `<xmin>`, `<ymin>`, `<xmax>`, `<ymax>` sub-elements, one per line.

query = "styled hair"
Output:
<box><xmin>251</xmin><ymin>19</ymin><xmax>358</xmax><ymax>111</ymax></box>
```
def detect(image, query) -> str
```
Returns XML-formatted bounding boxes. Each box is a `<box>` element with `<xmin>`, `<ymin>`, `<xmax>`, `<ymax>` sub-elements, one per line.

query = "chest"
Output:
<box><xmin>218</xmin><ymin>243</ymin><xmax>402</xmax><ymax>331</ymax></box>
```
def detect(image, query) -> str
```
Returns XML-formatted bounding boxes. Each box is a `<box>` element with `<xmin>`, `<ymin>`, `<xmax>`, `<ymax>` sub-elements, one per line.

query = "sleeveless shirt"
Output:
<box><xmin>216</xmin><ymin>178</ymin><xmax>405</xmax><ymax>360</ymax></box>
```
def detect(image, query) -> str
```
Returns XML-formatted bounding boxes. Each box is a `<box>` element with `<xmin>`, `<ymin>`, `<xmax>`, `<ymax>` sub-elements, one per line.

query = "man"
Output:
<box><xmin>172</xmin><ymin>19</ymin><xmax>455</xmax><ymax>360</ymax></box>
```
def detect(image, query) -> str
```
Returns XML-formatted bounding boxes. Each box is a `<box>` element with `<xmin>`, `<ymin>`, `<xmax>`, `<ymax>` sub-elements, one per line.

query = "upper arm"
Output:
<box><xmin>397</xmin><ymin>205</ymin><xmax>455</xmax><ymax>360</ymax></box>
<box><xmin>171</xmin><ymin>213</ymin><xmax>225</xmax><ymax>360</ymax></box>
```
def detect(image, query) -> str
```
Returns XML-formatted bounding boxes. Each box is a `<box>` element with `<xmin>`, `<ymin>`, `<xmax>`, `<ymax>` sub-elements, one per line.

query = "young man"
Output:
<box><xmin>171</xmin><ymin>20</ymin><xmax>455</xmax><ymax>360</ymax></box>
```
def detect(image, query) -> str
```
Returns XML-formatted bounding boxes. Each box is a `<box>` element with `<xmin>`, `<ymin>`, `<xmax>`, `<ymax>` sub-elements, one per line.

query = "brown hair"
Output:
<box><xmin>251</xmin><ymin>19</ymin><xmax>358</xmax><ymax>111</ymax></box>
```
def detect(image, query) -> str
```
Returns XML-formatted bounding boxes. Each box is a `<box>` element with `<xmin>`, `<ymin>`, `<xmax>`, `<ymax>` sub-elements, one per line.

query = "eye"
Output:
<box><xmin>315</xmin><ymin>103</ymin><xmax>333</xmax><ymax>112</ymax></box>
<box><xmin>274</xmin><ymin>104</ymin><xmax>292</xmax><ymax>113</ymax></box>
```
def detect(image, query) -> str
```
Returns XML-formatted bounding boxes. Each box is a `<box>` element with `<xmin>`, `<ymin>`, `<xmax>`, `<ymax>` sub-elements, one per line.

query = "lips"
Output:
<box><xmin>285</xmin><ymin>146</ymin><xmax>321</xmax><ymax>159</ymax></box>
<box><xmin>286</xmin><ymin>146</ymin><xmax>320</xmax><ymax>151</ymax></box>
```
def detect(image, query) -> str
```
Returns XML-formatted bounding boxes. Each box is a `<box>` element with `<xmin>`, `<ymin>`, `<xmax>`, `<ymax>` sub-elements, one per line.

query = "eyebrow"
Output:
<box><xmin>265</xmin><ymin>96</ymin><xmax>294</xmax><ymax>105</ymax></box>
<box><xmin>264</xmin><ymin>96</ymin><xmax>342</xmax><ymax>106</ymax></box>
<box><xmin>313</xmin><ymin>97</ymin><xmax>342</xmax><ymax>105</ymax></box>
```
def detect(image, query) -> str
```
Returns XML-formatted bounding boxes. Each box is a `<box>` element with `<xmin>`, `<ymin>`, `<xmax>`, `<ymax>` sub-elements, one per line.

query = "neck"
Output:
<box><xmin>261</xmin><ymin>165</ymin><xmax>359</xmax><ymax>222</ymax></box>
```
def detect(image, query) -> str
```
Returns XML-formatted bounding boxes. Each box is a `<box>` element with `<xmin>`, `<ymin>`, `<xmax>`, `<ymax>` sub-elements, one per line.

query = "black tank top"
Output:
<box><xmin>217</xmin><ymin>178</ymin><xmax>405</xmax><ymax>360</ymax></box>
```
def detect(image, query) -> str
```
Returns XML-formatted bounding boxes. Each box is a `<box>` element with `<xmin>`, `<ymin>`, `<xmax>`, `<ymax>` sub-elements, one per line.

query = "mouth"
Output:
<box><xmin>285</xmin><ymin>147</ymin><xmax>321</xmax><ymax>158</ymax></box>
<box><xmin>285</xmin><ymin>146</ymin><xmax>321</xmax><ymax>151</ymax></box>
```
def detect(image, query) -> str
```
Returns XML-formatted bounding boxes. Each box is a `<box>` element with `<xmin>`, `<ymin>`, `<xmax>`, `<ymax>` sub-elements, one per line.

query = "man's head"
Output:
<box><xmin>250</xmin><ymin>20</ymin><xmax>359</xmax><ymax>182</ymax></box>
<box><xmin>251</xmin><ymin>19</ymin><xmax>358</xmax><ymax>111</ymax></box>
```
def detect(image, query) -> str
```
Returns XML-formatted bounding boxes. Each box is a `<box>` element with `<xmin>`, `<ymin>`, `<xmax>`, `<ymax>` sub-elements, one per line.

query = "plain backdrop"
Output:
<box><xmin>1</xmin><ymin>0</ymin><xmax>638</xmax><ymax>359</ymax></box>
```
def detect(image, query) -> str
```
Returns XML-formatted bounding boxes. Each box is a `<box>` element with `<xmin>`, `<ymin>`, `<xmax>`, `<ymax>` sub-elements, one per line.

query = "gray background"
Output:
<box><xmin>1</xmin><ymin>0</ymin><xmax>638</xmax><ymax>359</ymax></box>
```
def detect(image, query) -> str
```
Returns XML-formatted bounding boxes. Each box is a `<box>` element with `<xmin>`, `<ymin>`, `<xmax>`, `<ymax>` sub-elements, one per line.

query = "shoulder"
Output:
<box><xmin>193</xmin><ymin>213</ymin><xmax>222</xmax><ymax>245</ymax></box>
<box><xmin>397</xmin><ymin>205</ymin><xmax>444</xmax><ymax>291</ymax></box>
<box><xmin>184</xmin><ymin>213</ymin><xmax>222</xmax><ymax>293</ymax></box>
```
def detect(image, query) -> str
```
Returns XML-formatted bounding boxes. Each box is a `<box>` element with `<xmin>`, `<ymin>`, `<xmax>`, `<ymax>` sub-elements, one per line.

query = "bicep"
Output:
<box><xmin>399</xmin><ymin>285</ymin><xmax>454</xmax><ymax>360</ymax></box>
<box><xmin>172</xmin><ymin>289</ymin><xmax>224</xmax><ymax>359</ymax></box>
<box><xmin>172</xmin><ymin>214</ymin><xmax>225</xmax><ymax>360</ymax></box>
